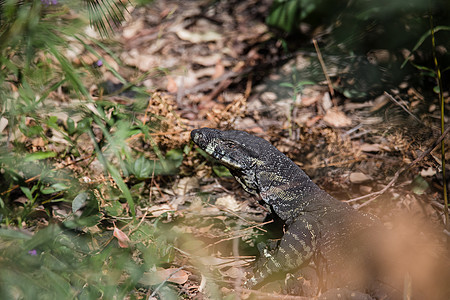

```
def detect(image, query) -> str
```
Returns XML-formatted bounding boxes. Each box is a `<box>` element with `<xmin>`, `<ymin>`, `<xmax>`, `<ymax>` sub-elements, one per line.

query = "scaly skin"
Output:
<box><xmin>191</xmin><ymin>128</ymin><xmax>381</xmax><ymax>299</ymax></box>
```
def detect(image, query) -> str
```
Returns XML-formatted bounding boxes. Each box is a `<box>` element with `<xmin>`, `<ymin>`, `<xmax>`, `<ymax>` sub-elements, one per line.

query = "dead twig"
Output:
<box><xmin>236</xmin><ymin>287</ymin><xmax>311</xmax><ymax>299</ymax></box>
<box><xmin>346</xmin><ymin>125</ymin><xmax>450</xmax><ymax>208</ymax></box>
<box><xmin>384</xmin><ymin>91</ymin><xmax>423</xmax><ymax>124</ymax></box>
<box><xmin>313</xmin><ymin>38</ymin><xmax>335</xmax><ymax>100</ymax></box>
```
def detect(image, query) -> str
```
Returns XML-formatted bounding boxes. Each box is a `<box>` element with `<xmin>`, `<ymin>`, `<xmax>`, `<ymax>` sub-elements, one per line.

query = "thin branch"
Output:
<box><xmin>313</xmin><ymin>38</ymin><xmax>335</xmax><ymax>99</ymax></box>
<box><xmin>383</xmin><ymin>91</ymin><xmax>423</xmax><ymax>124</ymax></box>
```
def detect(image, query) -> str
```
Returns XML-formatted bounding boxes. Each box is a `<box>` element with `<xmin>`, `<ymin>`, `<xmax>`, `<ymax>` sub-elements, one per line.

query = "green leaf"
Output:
<box><xmin>77</xmin><ymin>117</ymin><xmax>92</xmax><ymax>133</ymax></box>
<box><xmin>165</xmin><ymin>149</ymin><xmax>183</xmax><ymax>168</ymax></box>
<box><xmin>24</xmin><ymin>151</ymin><xmax>57</xmax><ymax>161</ymax></box>
<box><xmin>67</xmin><ymin>118</ymin><xmax>76</xmax><ymax>135</ymax></box>
<box><xmin>63</xmin><ymin>214</ymin><xmax>102</xmax><ymax>228</ymax></box>
<box><xmin>20</xmin><ymin>186</ymin><xmax>33</xmax><ymax>201</ymax></box>
<box><xmin>41</xmin><ymin>183</ymin><xmax>69</xmax><ymax>195</ymax></box>
<box><xmin>401</xmin><ymin>25</ymin><xmax>450</xmax><ymax>68</ymax></box>
<box><xmin>296</xmin><ymin>80</ymin><xmax>315</xmax><ymax>90</ymax></box>
<box><xmin>0</xmin><ymin>228</ymin><xmax>32</xmax><ymax>240</ymax></box>
<box><xmin>266</xmin><ymin>0</ymin><xmax>315</xmax><ymax>33</ymax></box>
<box><xmin>72</xmin><ymin>192</ymin><xmax>89</xmax><ymax>213</ymax></box>
<box><xmin>108</xmin><ymin>164</ymin><xmax>135</xmax><ymax>218</ymax></box>
<box><xmin>46</xmin><ymin>116</ymin><xmax>59</xmax><ymax>129</ymax></box>
<box><xmin>104</xmin><ymin>200</ymin><xmax>123</xmax><ymax>217</ymax></box>
<box><xmin>128</xmin><ymin>156</ymin><xmax>153</xmax><ymax>179</ymax></box>
<box><xmin>412</xmin><ymin>175</ymin><xmax>429</xmax><ymax>195</ymax></box>
<box><xmin>212</xmin><ymin>165</ymin><xmax>232</xmax><ymax>177</ymax></box>
<box><xmin>280</xmin><ymin>82</ymin><xmax>295</xmax><ymax>88</ymax></box>
<box><xmin>85</xmin><ymin>0</ymin><xmax>129</xmax><ymax>37</ymax></box>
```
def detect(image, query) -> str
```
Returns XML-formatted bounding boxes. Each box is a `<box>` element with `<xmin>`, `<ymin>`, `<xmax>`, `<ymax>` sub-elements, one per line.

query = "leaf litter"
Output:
<box><xmin>3</xmin><ymin>0</ymin><xmax>450</xmax><ymax>298</ymax></box>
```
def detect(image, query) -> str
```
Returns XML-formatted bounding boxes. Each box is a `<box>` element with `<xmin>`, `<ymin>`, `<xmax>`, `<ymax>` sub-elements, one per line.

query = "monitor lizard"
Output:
<box><xmin>191</xmin><ymin>128</ymin><xmax>389</xmax><ymax>299</ymax></box>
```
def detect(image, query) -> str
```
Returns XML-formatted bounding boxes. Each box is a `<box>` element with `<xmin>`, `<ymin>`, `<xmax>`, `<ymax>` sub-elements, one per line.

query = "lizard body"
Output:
<box><xmin>191</xmin><ymin>128</ymin><xmax>383</xmax><ymax>299</ymax></box>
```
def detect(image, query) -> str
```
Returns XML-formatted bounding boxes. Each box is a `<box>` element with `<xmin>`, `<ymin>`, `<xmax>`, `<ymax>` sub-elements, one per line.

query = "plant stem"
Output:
<box><xmin>430</xmin><ymin>14</ymin><xmax>449</xmax><ymax>227</ymax></box>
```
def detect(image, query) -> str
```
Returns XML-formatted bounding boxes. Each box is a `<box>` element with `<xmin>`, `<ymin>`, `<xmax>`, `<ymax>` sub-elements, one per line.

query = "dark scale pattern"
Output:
<box><xmin>191</xmin><ymin>128</ymin><xmax>384</xmax><ymax>299</ymax></box>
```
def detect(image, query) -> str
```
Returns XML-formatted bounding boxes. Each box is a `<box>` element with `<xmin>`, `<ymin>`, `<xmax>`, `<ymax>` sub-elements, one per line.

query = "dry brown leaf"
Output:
<box><xmin>192</xmin><ymin>54</ymin><xmax>222</xmax><ymax>66</ymax></box>
<box><xmin>143</xmin><ymin>204</ymin><xmax>176</xmax><ymax>217</ymax></box>
<box><xmin>420</xmin><ymin>167</ymin><xmax>435</xmax><ymax>177</ymax></box>
<box><xmin>173</xmin><ymin>177</ymin><xmax>199</xmax><ymax>196</ymax></box>
<box><xmin>219</xmin><ymin>266</ymin><xmax>245</xmax><ymax>279</ymax></box>
<box><xmin>215</xmin><ymin>195</ymin><xmax>240</xmax><ymax>212</ymax></box>
<box><xmin>301</xmin><ymin>95</ymin><xmax>320</xmax><ymax>106</ymax></box>
<box><xmin>212</xmin><ymin>59</ymin><xmax>225</xmax><ymax>79</ymax></box>
<box><xmin>113</xmin><ymin>226</ymin><xmax>130</xmax><ymax>248</ymax></box>
<box><xmin>360</xmin><ymin>143</ymin><xmax>382</xmax><ymax>152</ymax></box>
<box><xmin>122</xmin><ymin>19</ymin><xmax>145</xmax><ymax>39</ymax></box>
<box><xmin>306</xmin><ymin>115</ymin><xmax>322</xmax><ymax>127</ymax></box>
<box><xmin>321</xmin><ymin>92</ymin><xmax>333</xmax><ymax>111</ymax></box>
<box><xmin>0</xmin><ymin>117</ymin><xmax>8</xmax><ymax>132</ymax></box>
<box><xmin>349</xmin><ymin>172</ymin><xmax>372</xmax><ymax>184</ymax></box>
<box><xmin>323</xmin><ymin>108</ymin><xmax>352</xmax><ymax>128</ymax></box>
<box><xmin>175</xmin><ymin>27</ymin><xmax>222</xmax><ymax>43</ymax></box>
<box><xmin>166</xmin><ymin>76</ymin><xmax>178</xmax><ymax>93</ymax></box>
<box><xmin>31</xmin><ymin>137</ymin><xmax>45</xmax><ymax>147</ymax></box>
<box><xmin>139</xmin><ymin>268</ymin><xmax>189</xmax><ymax>285</ymax></box>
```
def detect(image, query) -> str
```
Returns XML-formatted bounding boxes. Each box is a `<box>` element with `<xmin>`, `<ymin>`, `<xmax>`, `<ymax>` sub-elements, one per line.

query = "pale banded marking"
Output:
<box><xmin>268</xmin><ymin>256</ymin><xmax>282</xmax><ymax>268</ymax></box>
<box><xmin>204</xmin><ymin>142</ymin><xmax>217</xmax><ymax>155</ymax></box>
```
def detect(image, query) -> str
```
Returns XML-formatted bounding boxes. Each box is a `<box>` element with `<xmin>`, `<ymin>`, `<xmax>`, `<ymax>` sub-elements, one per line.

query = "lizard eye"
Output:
<box><xmin>224</xmin><ymin>141</ymin><xmax>237</xmax><ymax>149</ymax></box>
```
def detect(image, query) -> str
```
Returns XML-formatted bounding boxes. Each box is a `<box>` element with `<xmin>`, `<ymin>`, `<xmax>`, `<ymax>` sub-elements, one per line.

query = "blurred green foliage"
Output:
<box><xmin>267</xmin><ymin>0</ymin><xmax>450</xmax><ymax>97</ymax></box>
<box><xmin>0</xmin><ymin>222</ymin><xmax>176</xmax><ymax>299</ymax></box>
<box><xmin>0</xmin><ymin>0</ymin><xmax>190</xmax><ymax>298</ymax></box>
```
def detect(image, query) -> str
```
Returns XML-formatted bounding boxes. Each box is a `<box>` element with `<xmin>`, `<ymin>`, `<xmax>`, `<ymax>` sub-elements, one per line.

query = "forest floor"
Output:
<box><xmin>94</xmin><ymin>0</ymin><xmax>448</xmax><ymax>226</ymax></box>
<box><xmin>3</xmin><ymin>0</ymin><xmax>449</xmax><ymax>298</ymax></box>
<box><xmin>100</xmin><ymin>1</ymin><xmax>448</xmax><ymax>297</ymax></box>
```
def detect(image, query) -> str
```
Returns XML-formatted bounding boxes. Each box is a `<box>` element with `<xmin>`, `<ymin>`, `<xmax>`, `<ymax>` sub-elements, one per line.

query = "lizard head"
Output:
<box><xmin>191</xmin><ymin>128</ymin><xmax>270</xmax><ymax>169</ymax></box>
<box><xmin>191</xmin><ymin>128</ymin><xmax>286</xmax><ymax>195</ymax></box>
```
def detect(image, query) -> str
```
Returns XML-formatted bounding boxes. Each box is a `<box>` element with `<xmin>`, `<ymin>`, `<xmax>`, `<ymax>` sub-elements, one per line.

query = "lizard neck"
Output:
<box><xmin>257</xmin><ymin>165</ymin><xmax>333</xmax><ymax>223</ymax></box>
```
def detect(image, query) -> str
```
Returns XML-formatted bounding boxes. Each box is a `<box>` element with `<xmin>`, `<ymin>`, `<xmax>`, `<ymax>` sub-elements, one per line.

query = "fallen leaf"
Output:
<box><xmin>323</xmin><ymin>108</ymin><xmax>352</xmax><ymax>128</ymax></box>
<box><xmin>420</xmin><ymin>167</ymin><xmax>435</xmax><ymax>177</ymax></box>
<box><xmin>349</xmin><ymin>172</ymin><xmax>372</xmax><ymax>184</ymax></box>
<box><xmin>306</xmin><ymin>115</ymin><xmax>322</xmax><ymax>127</ymax></box>
<box><xmin>192</xmin><ymin>54</ymin><xmax>222</xmax><ymax>66</ymax></box>
<box><xmin>139</xmin><ymin>268</ymin><xmax>189</xmax><ymax>285</ymax></box>
<box><xmin>0</xmin><ymin>117</ymin><xmax>8</xmax><ymax>132</ymax></box>
<box><xmin>321</xmin><ymin>92</ymin><xmax>333</xmax><ymax>111</ymax></box>
<box><xmin>143</xmin><ymin>204</ymin><xmax>176</xmax><ymax>217</ymax></box>
<box><xmin>412</xmin><ymin>175</ymin><xmax>429</xmax><ymax>195</ymax></box>
<box><xmin>122</xmin><ymin>19</ymin><xmax>145</xmax><ymax>39</ymax></box>
<box><xmin>166</xmin><ymin>76</ymin><xmax>178</xmax><ymax>93</ymax></box>
<box><xmin>175</xmin><ymin>28</ymin><xmax>222</xmax><ymax>43</ymax></box>
<box><xmin>173</xmin><ymin>177</ymin><xmax>199</xmax><ymax>196</ymax></box>
<box><xmin>360</xmin><ymin>143</ymin><xmax>382</xmax><ymax>152</ymax></box>
<box><xmin>113</xmin><ymin>226</ymin><xmax>130</xmax><ymax>248</ymax></box>
<box><xmin>219</xmin><ymin>266</ymin><xmax>245</xmax><ymax>278</ymax></box>
<box><xmin>212</xmin><ymin>59</ymin><xmax>225</xmax><ymax>79</ymax></box>
<box><xmin>215</xmin><ymin>195</ymin><xmax>240</xmax><ymax>212</ymax></box>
